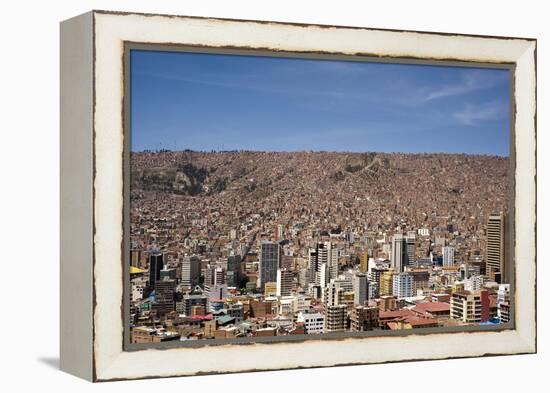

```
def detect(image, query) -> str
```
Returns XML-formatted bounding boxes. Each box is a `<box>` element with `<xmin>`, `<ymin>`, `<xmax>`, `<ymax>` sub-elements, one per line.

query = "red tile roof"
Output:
<box><xmin>379</xmin><ymin>309</ymin><xmax>415</xmax><ymax>319</ymax></box>
<box><xmin>412</xmin><ymin>302</ymin><xmax>450</xmax><ymax>314</ymax></box>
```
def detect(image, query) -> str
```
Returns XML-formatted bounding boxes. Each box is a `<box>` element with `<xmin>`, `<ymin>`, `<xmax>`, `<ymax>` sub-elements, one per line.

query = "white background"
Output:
<box><xmin>0</xmin><ymin>0</ymin><xmax>546</xmax><ymax>391</ymax></box>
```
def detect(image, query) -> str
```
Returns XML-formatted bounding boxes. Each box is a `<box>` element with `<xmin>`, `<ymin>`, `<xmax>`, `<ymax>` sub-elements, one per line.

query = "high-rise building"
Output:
<box><xmin>369</xmin><ymin>267</ymin><xmax>387</xmax><ymax>296</ymax></box>
<box><xmin>276</xmin><ymin>268</ymin><xmax>293</xmax><ymax>297</ymax></box>
<box><xmin>260</xmin><ymin>242</ymin><xmax>281</xmax><ymax>290</ymax></box>
<box><xmin>308</xmin><ymin>242</ymin><xmax>338</xmax><ymax>286</ymax></box>
<box><xmin>392</xmin><ymin>272</ymin><xmax>414</xmax><ymax>298</ymax></box>
<box><xmin>379</xmin><ymin>268</ymin><xmax>396</xmax><ymax>296</ymax></box>
<box><xmin>226</xmin><ymin>254</ymin><xmax>241</xmax><ymax>287</ymax></box>
<box><xmin>181</xmin><ymin>255</ymin><xmax>200</xmax><ymax>289</ymax></box>
<box><xmin>406</xmin><ymin>231</ymin><xmax>416</xmax><ymax>266</ymax></box>
<box><xmin>152</xmin><ymin>279</ymin><xmax>176</xmax><ymax>316</ymax></box>
<box><xmin>359</xmin><ymin>251</ymin><xmax>369</xmax><ymax>273</ymax></box>
<box><xmin>148</xmin><ymin>250</ymin><xmax>163</xmax><ymax>290</ymax></box>
<box><xmin>204</xmin><ymin>265</ymin><xmax>227</xmax><ymax>299</ymax></box>
<box><xmin>307</xmin><ymin>248</ymin><xmax>318</xmax><ymax>286</ymax></box>
<box><xmin>324</xmin><ymin>278</ymin><xmax>353</xmax><ymax>307</ymax></box>
<box><xmin>328</xmin><ymin>244</ymin><xmax>339</xmax><ymax>281</ymax></box>
<box><xmin>487</xmin><ymin>212</ymin><xmax>508</xmax><ymax>283</ymax></box>
<box><xmin>391</xmin><ymin>234</ymin><xmax>408</xmax><ymax>273</ymax></box>
<box><xmin>353</xmin><ymin>273</ymin><xmax>369</xmax><ymax>305</ymax></box>
<box><xmin>443</xmin><ymin>246</ymin><xmax>455</xmax><ymax>267</ymax></box>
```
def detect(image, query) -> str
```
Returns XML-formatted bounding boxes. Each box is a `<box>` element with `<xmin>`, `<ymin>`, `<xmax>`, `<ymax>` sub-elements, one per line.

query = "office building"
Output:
<box><xmin>226</xmin><ymin>254</ymin><xmax>241</xmax><ymax>287</ymax></box>
<box><xmin>276</xmin><ymin>268</ymin><xmax>293</xmax><ymax>297</ymax></box>
<box><xmin>486</xmin><ymin>212</ymin><xmax>508</xmax><ymax>283</ymax></box>
<box><xmin>148</xmin><ymin>250</ymin><xmax>163</xmax><ymax>290</ymax></box>
<box><xmin>392</xmin><ymin>272</ymin><xmax>414</xmax><ymax>298</ymax></box>
<box><xmin>353</xmin><ymin>273</ymin><xmax>369</xmax><ymax>305</ymax></box>
<box><xmin>380</xmin><ymin>269</ymin><xmax>396</xmax><ymax>296</ymax></box>
<box><xmin>181</xmin><ymin>255</ymin><xmax>201</xmax><ymax>288</ymax></box>
<box><xmin>152</xmin><ymin>279</ymin><xmax>176</xmax><ymax>316</ymax></box>
<box><xmin>260</xmin><ymin>242</ymin><xmax>281</xmax><ymax>290</ymax></box>
<box><xmin>324</xmin><ymin>278</ymin><xmax>353</xmax><ymax>307</ymax></box>
<box><xmin>406</xmin><ymin>231</ymin><xmax>416</xmax><ymax>266</ymax></box>
<box><xmin>391</xmin><ymin>234</ymin><xmax>408</xmax><ymax>273</ymax></box>
<box><xmin>308</xmin><ymin>242</ymin><xmax>338</xmax><ymax>286</ymax></box>
<box><xmin>369</xmin><ymin>267</ymin><xmax>387</xmax><ymax>295</ymax></box>
<box><xmin>205</xmin><ymin>265</ymin><xmax>226</xmax><ymax>291</ymax></box>
<box><xmin>442</xmin><ymin>246</ymin><xmax>455</xmax><ymax>267</ymax></box>
<box><xmin>359</xmin><ymin>251</ymin><xmax>369</xmax><ymax>273</ymax></box>
<box><xmin>368</xmin><ymin>280</ymin><xmax>379</xmax><ymax>300</ymax></box>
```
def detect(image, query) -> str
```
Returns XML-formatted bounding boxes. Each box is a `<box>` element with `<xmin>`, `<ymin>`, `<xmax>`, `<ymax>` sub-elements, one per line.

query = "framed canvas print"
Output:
<box><xmin>60</xmin><ymin>10</ymin><xmax>537</xmax><ymax>381</ymax></box>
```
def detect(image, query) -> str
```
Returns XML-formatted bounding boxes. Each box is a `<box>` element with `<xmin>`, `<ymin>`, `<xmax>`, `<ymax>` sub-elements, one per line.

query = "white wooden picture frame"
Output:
<box><xmin>60</xmin><ymin>10</ymin><xmax>536</xmax><ymax>381</ymax></box>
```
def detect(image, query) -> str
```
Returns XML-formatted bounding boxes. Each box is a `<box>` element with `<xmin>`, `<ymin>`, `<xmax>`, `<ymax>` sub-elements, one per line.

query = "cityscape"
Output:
<box><xmin>128</xmin><ymin>50</ymin><xmax>512</xmax><ymax>344</ymax></box>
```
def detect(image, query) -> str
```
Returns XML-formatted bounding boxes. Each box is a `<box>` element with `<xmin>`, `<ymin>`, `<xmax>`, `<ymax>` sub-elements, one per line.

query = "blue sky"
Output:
<box><xmin>131</xmin><ymin>49</ymin><xmax>510</xmax><ymax>156</ymax></box>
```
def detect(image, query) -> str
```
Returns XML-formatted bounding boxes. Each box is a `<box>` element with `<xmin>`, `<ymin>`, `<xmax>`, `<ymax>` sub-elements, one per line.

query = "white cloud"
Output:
<box><xmin>422</xmin><ymin>70</ymin><xmax>508</xmax><ymax>103</ymax></box>
<box><xmin>452</xmin><ymin>100</ymin><xmax>507</xmax><ymax>126</ymax></box>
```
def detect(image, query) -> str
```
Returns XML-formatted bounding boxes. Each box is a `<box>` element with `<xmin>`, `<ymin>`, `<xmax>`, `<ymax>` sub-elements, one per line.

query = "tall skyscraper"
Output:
<box><xmin>307</xmin><ymin>248</ymin><xmax>318</xmax><ymax>286</ymax></box>
<box><xmin>316</xmin><ymin>243</ymin><xmax>329</xmax><ymax>285</ymax></box>
<box><xmin>486</xmin><ymin>212</ymin><xmax>507</xmax><ymax>283</ymax></box>
<box><xmin>391</xmin><ymin>234</ymin><xmax>408</xmax><ymax>273</ymax></box>
<box><xmin>353</xmin><ymin>273</ymin><xmax>369</xmax><ymax>305</ymax></box>
<box><xmin>276</xmin><ymin>268</ymin><xmax>293</xmax><ymax>297</ymax></box>
<box><xmin>442</xmin><ymin>246</ymin><xmax>455</xmax><ymax>267</ymax></box>
<box><xmin>181</xmin><ymin>255</ymin><xmax>200</xmax><ymax>289</ymax></box>
<box><xmin>260</xmin><ymin>242</ymin><xmax>281</xmax><ymax>290</ymax></box>
<box><xmin>226</xmin><ymin>254</ymin><xmax>241</xmax><ymax>287</ymax></box>
<box><xmin>307</xmin><ymin>242</ymin><xmax>338</xmax><ymax>286</ymax></box>
<box><xmin>152</xmin><ymin>279</ymin><xmax>176</xmax><ymax>315</ymax></box>
<box><xmin>148</xmin><ymin>250</ymin><xmax>163</xmax><ymax>290</ymax></box>
<box><xmin>406</xmin><ymin>232</ymin><xmax>416</xmax><ymax>266</ymax></box>
<box><xmin>359</xmin><ymin>251</ymin><xmax>369</xmax><ymax>273</ymax></box>
<box><xmin>328</xmin><ymin>243</ymin><xmax>339</xmax><ymax>281</ymax></box>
